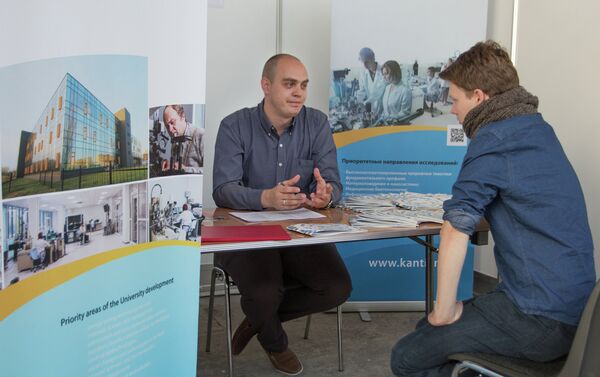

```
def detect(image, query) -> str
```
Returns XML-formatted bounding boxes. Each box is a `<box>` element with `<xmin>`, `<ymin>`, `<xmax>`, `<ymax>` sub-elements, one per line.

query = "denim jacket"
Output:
<box><xmin>443</xmin><ymin>113</ymin><xmax>595</xmax><ymax>325</ymax></box>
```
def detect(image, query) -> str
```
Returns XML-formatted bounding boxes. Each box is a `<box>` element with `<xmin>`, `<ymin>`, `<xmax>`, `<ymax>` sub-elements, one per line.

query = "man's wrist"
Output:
<box><xmin>322</xmin><ymin>198</ymin><xmax>334</xmax><ymax>209</ymax></box>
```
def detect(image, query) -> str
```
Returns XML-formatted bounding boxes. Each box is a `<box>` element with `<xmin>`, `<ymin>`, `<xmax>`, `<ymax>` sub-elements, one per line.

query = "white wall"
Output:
<box><xmin>281</xmin><ymin>0</ymin><xmax>331</xmax><ymax>114</ymax></box>
<box><xmin>471</xmin><ymin>0</ymin><xmax>516</xmax><ymax>277</ymax></box>
<box><xmin>203</xmin><ymin>0</ymin><xmax>277</xmax><ymax>209</ymax></box>
<box><xmin>201</xmin><ymin>0</ymin><xmax>274</xmax><ymax>267</ymax></box>
<box><xmin>66</xmin><ymin>205</ymin><xmax>107</xmax><ymax>226</ymax></box>
<box><xmin>516</xmin><ymin>0</ymin><xmax>600</xmax><ymax>275</ymax></box>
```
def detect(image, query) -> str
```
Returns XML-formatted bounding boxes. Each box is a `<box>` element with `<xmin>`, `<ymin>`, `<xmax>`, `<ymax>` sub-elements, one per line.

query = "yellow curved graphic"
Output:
<box><xmin>0</xmin><ymin>240</ymin><xmax>198</xmax><ymax>321</ymax></box>
<box><xmin>333</xmin><ymin>125</ymin><xmax>447</xmax><ymax>148</ymax></box>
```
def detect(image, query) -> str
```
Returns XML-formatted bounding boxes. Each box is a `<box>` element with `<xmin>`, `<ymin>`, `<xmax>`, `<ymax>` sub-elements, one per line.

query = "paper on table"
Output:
<box><xmin>229</xmin><ymin>208</ymin><xmax>326</xmax><ymax>222</ymax></box>
<box><xmin>287</xmin><ymin>223</ymin><xmax>367</xmax><ymax>237</ymax></box>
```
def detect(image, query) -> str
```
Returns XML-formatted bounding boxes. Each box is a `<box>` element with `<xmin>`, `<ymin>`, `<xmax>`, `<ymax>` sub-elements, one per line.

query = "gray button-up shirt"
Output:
<box><xmin>213</xmin><ymin>101</ymin><xmax>342</xmax><ymax>210</ymax></box>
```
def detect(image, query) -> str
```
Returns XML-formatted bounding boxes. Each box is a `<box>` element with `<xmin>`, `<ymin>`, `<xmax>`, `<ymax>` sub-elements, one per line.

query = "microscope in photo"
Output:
<box><xmin>169</xmin><ymin>134</ymin><xmax>193</xmax><ymax>175</ymax></box>
<box><xmin>149</xmin><ymin>111</ymin><xmax>171</xmax><ymax>177</ymax></box>
<box><xmin>329</xmin><ymin>68</ymin><xmax>372</xmax><ymax>132</ymax></box>
<box><xmin>150</xmin><ymin>184</ymin><xmax>201</xmax><ymax>241</ymax></box>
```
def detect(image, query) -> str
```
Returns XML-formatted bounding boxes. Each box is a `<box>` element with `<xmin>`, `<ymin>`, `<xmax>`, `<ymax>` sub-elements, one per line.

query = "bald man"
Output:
<box><xmin>213</xmin><ymin>54</ymin><xmax>352</xmax><ymax>375</ymax></box>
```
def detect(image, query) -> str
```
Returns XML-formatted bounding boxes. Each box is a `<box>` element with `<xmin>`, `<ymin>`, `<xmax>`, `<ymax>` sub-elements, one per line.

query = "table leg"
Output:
<box><xmin>425</xmin><ymin>234</ymin><xmax>434</xmax><ymax>314</ymax></box>
<box><xmin>409</xmin><ymin>235</ymin><xmax>438</xmax><ymax>314</ymax></box>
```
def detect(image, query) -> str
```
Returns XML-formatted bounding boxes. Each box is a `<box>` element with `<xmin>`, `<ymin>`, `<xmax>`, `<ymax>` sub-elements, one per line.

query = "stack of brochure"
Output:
<box><xmin>341</xmin><ymin>194</ymin><xmax>399</xmax><ymax>211</ymax></box>
<box><xmin>348</xmin><ymin>209</ymin><xmax>445</xmax><ymax>228</ymax></box>
<box><xmin>340</xmin><ymin>192</ymin><xmax>450</xmax><ymax>228</ymax></box>
<box><xmin>391</xmin><ymin>192</ymin><xmax>451</xmax><ymax>210</ymax></box>
<box><xmin>287</xmin><ymin>223</ymin><xmax>366</xmax><ymax>237</ymax></box>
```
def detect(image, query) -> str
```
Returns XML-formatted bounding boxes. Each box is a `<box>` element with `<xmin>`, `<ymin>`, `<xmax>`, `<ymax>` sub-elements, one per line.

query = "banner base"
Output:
<box><xmin>337</xmin><ymin>301</ymin><xmax>426</xmax><ymax>312</ymax></box>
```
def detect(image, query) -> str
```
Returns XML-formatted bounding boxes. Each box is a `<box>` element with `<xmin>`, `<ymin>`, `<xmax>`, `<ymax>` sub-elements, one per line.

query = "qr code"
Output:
<box><xmin>447</xmin><ymin>125</ymin><xmax>467</xmax><ymax>146</ymax></box>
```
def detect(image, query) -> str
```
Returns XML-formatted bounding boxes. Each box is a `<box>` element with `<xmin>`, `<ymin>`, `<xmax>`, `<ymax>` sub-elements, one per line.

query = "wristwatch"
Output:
<box><xmin>323</xmin><ymin>198</ymin><xmax>334</xmax><ymax>209</ymax></box>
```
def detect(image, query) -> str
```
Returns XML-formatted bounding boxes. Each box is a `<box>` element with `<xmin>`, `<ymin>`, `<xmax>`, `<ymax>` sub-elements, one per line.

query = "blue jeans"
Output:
<box><xmin>390</xmin><ymin>290</ymin><xmax>576</xmax><ymax>376</ymax></box>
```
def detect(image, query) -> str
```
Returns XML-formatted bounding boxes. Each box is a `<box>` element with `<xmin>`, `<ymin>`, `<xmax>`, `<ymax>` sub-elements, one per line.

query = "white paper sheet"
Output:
<box><xmin>229</xmin><ymin>208</ymin><xmax>325</xmax><ymax>222</ymax></box>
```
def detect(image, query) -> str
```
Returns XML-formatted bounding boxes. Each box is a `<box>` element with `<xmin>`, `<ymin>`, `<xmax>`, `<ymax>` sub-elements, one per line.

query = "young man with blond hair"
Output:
<box><xmin>390</xmin><ymin>41</ymin><xmax>595</xmax><ymax>376</ymax></box>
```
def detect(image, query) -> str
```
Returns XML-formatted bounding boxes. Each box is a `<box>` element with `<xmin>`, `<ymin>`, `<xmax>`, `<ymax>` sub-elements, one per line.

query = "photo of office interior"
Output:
<box><xmin>2</xmin><ymin>182</ymin><xmax>148</xmax><ymax>287</ymax></box>
<box><xmin>149</xmin><ymin>175</ymin><xmax>202</xmax><ymax>242</ymax></box>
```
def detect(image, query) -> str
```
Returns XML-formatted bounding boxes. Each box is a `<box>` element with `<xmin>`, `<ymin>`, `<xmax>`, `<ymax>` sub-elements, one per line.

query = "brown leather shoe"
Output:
<box><xmin>231</xmin><ymin>317</ymin><xmax>257</xmax><ymax>355</ymax></box>
<box><xmin>266</xmin><ymin>348</ymin><xmax>303</xmax><ymax>375</ymax></box>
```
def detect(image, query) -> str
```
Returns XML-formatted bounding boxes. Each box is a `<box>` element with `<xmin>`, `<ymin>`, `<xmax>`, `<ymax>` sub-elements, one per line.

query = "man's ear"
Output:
<box><xmin>261</xmin><ymin>77</ymin><xmax>271</xmax><ymax>95</ymax></box>
<box><xmin>473</xmin><ymin>88</ymin><xmax>490</xmax><ymax>103</ymax></box>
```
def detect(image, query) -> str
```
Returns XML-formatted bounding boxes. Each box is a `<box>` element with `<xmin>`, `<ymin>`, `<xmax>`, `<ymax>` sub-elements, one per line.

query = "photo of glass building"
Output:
<box><xmin>16</xmin><ymin>73</ymin><xmax>137</xmax><ymax>178</ymax></box>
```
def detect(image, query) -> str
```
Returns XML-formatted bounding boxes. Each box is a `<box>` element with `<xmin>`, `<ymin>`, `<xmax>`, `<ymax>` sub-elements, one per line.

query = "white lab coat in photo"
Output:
<box><xmin>356</xmin><ymin>63</ymin><xmax>387</xmax><ymax>116</ymax></box>
<box><xmin>381</xmin><ymin>83</ymin><xmax>412</xmax><ymax>120</ymax></box>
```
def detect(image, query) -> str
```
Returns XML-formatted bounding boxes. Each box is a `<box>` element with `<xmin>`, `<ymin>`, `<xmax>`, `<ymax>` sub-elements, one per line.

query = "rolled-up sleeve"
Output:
<box><xmin>442</xmin><ymin>209</ymin><xmax>481</xmax><ymax>235</ymax></box>
<box><xmin>443</xmin><ymin>132</ymin><xmax>507</xmax><ymax>235</ymax></box>
<box><xmin>309</xmin><ymin>113</ymin><xmax>342</xmax><ymax>204</ymax></box>
<box><xmin>212</xmin><ymin>118</ymin><xmax>263</xmax><ymax>210</ymax></box>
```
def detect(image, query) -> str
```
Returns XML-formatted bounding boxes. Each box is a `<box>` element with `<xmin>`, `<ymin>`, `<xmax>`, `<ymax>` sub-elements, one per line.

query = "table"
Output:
<box><xmin>201</xmin><ymin>207</ymin><xmax>489</xmax><ymax>314</ymax></box>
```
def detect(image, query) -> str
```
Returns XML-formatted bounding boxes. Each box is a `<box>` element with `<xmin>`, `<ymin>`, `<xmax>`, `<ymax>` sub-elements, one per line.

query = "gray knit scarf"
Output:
<box><xmin>462</xmin><ymin>86</ymin><xmax>539</xmax><ymax>139</ymax></box>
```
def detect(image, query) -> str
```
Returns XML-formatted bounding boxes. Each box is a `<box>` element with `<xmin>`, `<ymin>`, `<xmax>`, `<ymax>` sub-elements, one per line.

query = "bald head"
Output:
<box><xmin>262</xmin><ymin>54</ymin><xmax>302</xmax><ymax>81</ymax></box>
<box><xmin>260</xmin><ymin>54</ymin><xmax>308</xmax><ymax>130</ymax></box>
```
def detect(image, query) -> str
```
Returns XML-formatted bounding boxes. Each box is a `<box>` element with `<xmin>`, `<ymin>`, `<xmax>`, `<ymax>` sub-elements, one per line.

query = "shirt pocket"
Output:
<box><xmin>292</xmin><ymin>159</ymin><xmax>314</xmax><ymax>191</ymax></box>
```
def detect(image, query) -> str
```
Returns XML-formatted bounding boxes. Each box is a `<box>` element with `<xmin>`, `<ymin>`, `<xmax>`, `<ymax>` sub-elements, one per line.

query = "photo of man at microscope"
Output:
<box><xmin>149</xmin><ymin>104</ymin><xmax>204</xmax><ymax>177</ymax></box>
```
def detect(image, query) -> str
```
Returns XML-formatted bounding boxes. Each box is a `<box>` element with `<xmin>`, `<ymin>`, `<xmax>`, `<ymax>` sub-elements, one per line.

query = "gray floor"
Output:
<box><xmin>196</xmin><ymin>273</ymin><xmax>497</xmax><ymax>377</ymax></box>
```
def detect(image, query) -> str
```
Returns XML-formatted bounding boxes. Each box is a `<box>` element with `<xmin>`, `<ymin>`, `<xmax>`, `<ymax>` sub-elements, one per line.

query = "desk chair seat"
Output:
<box><xmin>450</xmin><ymin>353</ymin><xmax>564</xmax><ymax>377</ymax></box>
<box><xmin>423</xmin><ymin>92</ymin><xmax>442</xmax><ymax>117</ymax></box>
<box><xmin>450</xmin><ymin>278</ymin><xmax>600</xmax><ymax>377</ymax></box>
<box><xmin>205</xmin><ymin>265</ymin><xmax>344</xmax><ymax>377</ymax></box>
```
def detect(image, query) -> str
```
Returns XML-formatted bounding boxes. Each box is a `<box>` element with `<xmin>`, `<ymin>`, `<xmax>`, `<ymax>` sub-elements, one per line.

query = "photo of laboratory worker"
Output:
<box><xmin>377</xmin><ymin>60</ymin><xmax>413</xmax><ymax>125</ymax></box>
<box><xmin>329</xmin><ymin>46</ymin><xmax>467</xmax><ymax>132</ymax></box>
<box><xmin>1</xmin><ymin>182</ymin><xmax>148</xmax><ymax>287</ymax></box>
<box><xmin>149</xmin><ymin>104</ymin><xmax>205</xmax><ymax>177</ymax></box>
<box><xmin>329</xmin><ymin>47</ymin><xmax>425</xmax><ymax>133</ymax></box>
<box><xmin>149</xmin><ymin>175</ymin><xmax>202</xmax><ymax>242</ymax></box>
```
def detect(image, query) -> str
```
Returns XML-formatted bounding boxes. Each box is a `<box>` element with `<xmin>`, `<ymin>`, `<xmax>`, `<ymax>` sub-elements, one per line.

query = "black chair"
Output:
<box><xmin>423</xmin><ymin>92</ymin><xmax>442</xmax><ymax>117</ymax></box>
<box><xmin>30</xmin><ymin>246</ymin><xmax>49</xmax><ymax>272</ymax></box>
<box><xmin>449</xmin><ymin>278</ymin><xmax>600</xmax><ymax>377</ymax></box>
<box><xmin>205</xmin><ymin>265</ymin><xmax>344</xmax><ymax>377</ymax></box>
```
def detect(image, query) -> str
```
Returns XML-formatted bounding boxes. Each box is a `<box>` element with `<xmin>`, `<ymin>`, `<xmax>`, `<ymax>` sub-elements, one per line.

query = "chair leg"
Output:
<box><xmin>451</xmin><ymin>362</ymin><xmax>466</xmax><ymax>377</ymax></box>
<box><xmin>337</xmin><ymin>305</ymin><xmax>343</xmax><ymax>372</ymax></box>
<box><xmin>303</xmin><ymin>314</ymin><xmax>311</xmax><ymax>339</ymax></box>
<box><xmin>302</xmin><ymin>308</ymin><xmax>343</xmax><ymax>371</ymax></box>
<box><xmin>224</xmin><ymin>272</ymin><xmax>234</xmax><ymax>377</ymax></box>
<box><xmin>205</xmin><ymin>267</ymin><xmax>218</xmax><ymax>352</ymax></box>
<box><xmin>452</xmin><ymin>361</ymin><xmax>503</xmax><ymax>377</ymax></box>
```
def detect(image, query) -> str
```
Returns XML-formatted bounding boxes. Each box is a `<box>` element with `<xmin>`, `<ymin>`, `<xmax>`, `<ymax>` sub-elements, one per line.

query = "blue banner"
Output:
<box><xmin>334</xmin><ymin>127</ymin><xmax>473</xmax><ymax>302</ymax></box>
<box><xmin>0</xmin><ymin>242</ymin><xmax>200</xmax><ymax>376</ymax></box>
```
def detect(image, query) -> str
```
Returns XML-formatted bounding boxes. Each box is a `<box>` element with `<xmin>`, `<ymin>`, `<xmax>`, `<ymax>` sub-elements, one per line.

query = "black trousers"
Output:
<box><xmin>215</xmin><ymin>243</ymin><xmax>352</xmax><ymax>352</ymax></box>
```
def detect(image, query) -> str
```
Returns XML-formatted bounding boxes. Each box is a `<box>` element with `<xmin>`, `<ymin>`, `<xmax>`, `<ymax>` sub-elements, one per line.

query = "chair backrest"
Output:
<box><xmin>560</xmin><ymin>278</ymin><xmax>600</xmax><ymax>377</ymax></box>
<box><xmin>29</xmin><ymin>248</ymin><xmax>41</xmax><ymax>260</ymax></box>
